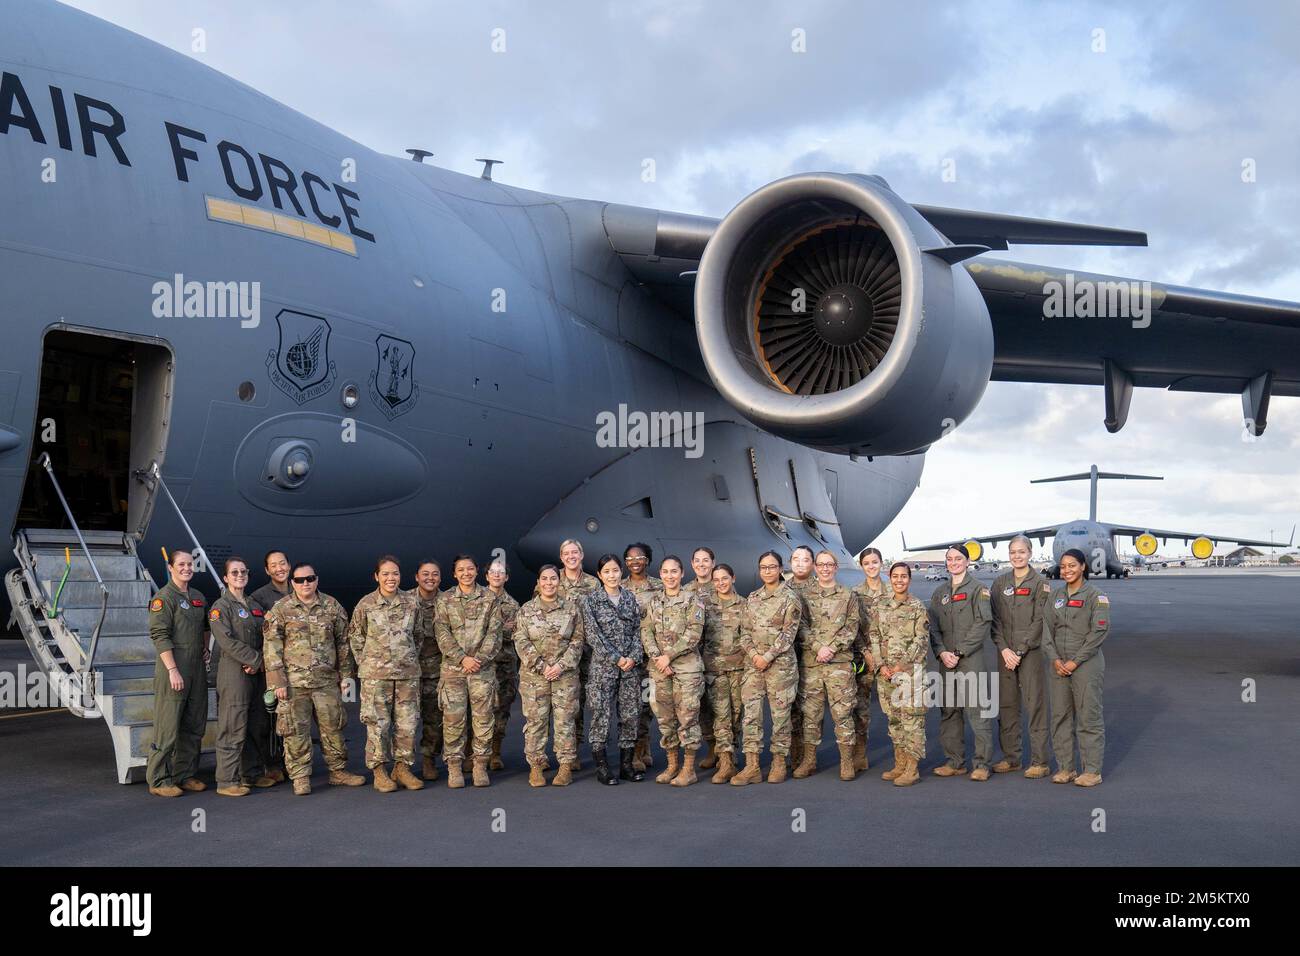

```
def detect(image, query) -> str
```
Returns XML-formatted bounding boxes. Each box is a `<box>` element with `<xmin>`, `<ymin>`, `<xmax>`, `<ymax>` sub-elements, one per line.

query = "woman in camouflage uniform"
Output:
<box><xmin>731</xmin><ymin>551</ymin><xmax>801</xmax><ymax>786</ymax></box>
<box><xmin>850</xmin><ymin>547</ymin><xmax>886</xmax><ymax>771</ymax></box>
<box><xmin>641</xmin><ymin>556</ymin><xmax>706</xmax><ymax>786</ymax></box>
<box><xmin>870</xmin><ymin>562</ymin><xmax>930</xmax><ymax>787</ymax></box>
<box><xmin>347</xmin><ymin>555</ymin><xmax>424</xmax><ymax>793</ymax></box>
<box><xmin>515</xmin><ymin>565</ymin><xmax>585</xmax><ymax>786</ymax></box>
<box><xmin>581</xmin><ymin>554</ymin><xmax>645</xmax><ymax>785</ymax></box>
<box><xmin>702</xmin><ymin>563</ymin><xmax>745</xmax><ymax>783</ymax></box>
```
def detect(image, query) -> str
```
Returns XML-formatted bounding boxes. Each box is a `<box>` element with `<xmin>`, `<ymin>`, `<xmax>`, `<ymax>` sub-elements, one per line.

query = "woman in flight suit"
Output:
<box><xmin>1043</xmin><ymin>548</ymin><xmax>1109</xmax><ymax>787</ymax></box>
<box><xmin>209</xmin><ymin>556</ymin><xmax>276</xmax><ymax>796</ymax></box>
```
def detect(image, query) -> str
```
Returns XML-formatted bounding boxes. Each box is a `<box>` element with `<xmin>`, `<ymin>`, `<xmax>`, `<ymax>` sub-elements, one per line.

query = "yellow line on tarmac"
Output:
<box><xmin>0</xmin><ymin>708</ymin><xmax>69</xmax><ymax>720</ymax></box>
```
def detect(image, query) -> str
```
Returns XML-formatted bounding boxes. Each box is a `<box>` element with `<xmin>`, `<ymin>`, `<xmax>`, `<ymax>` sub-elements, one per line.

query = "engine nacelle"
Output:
<box><xmin>694</xmin><ymin>172</ymin><xmax>994</xmax><ymax>455</ymax></box>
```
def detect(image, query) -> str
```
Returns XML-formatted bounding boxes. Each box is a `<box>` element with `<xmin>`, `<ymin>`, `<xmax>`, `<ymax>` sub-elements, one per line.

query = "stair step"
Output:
<box><xmin>110</xmin><ymin>687</ymin><xmax>217</xmax><ymax>725</ymax></box>
<box><xmin>63</xmin><ymin>607</ymin><xmax>149</xmax><ymax>641</ymax></box>
<box><xmin>29</xmin><ymin>552</ymin><xmax>138</xmax><ymax>581</ymax></box>
<box><xmin>127</xmin><ymin>717</ymin><xmax>219</xmax><ymax>759</ymax></box>
<box><xmin>97</xmin><ymin>674</ymin><xmax>154</xmax><ymax>694</ymax></box>
<box><xmin>39</xmin><ymin>580</ymin><xmax>152</xmax><ymax>609</ymax></box>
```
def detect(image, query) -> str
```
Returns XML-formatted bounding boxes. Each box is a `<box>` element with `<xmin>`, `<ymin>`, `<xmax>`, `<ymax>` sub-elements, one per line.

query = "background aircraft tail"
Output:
<box><xmin>1031</xmin><ymin>464</ymin><xmax>1162</xmax><ymax>521</ymax></box>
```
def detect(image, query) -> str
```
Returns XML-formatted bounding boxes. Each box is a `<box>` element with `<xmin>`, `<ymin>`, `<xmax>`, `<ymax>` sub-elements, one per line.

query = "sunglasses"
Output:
<box><xmin>227</xmin><ymin>569</ymin><xmax>249</xmax><ymax>576</ymax></box>
<box><xmin>292</xmin><ymin>574</ymin><xmax>318</xmax><ymax>584</ymax></box>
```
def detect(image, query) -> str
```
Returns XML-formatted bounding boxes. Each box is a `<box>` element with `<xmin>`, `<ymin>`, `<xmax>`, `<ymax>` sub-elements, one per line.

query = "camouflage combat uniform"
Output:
<box><xmin>557</xmin><ymin>570</ymin><xmax>601</xmax><ymax>745</ymax></box>
<box><xmin>626</xmin><ymin>576</ymin><xmax>663</xmax><ymax>756</ymax></box>
<box><xmin>684</xmin><ymin>579</ymin><xmax>717</xmax><ymax>749</ymax></box>
<box><xmin>146</xmin><ymin>580</ymin><xmax>209</xmax><ymax>789</ymax></box>
<box><xmin>851</xmin><ymin>579</ymin><xmax>887</xmax><ymax>750</ymax></box>
<box><xmin>786</xmin><ymin>575</ymin><xmax>816</xmax><ymax>750</ymax></box>
<box><xmin>701</xmin><ymin>590</ymin><xmax>746</xmax><ymax>755</ymax></box>
<box><xmin>515</xmin><ymin>595</ymin><xmax>585</xmax><ymax>765</ymax></box>
<box><xmin>928</xmin><ymin>576</ymin><xmax>995</xmax><ymax>772</ymax></box>
<box><xmin>348</xmin><ymin>588</ymin><xmax>423</xmax><ymax>769</ymax></box>
<box><xmin>209</xmin><ymin>590</ymin><xmax>270</xmax><ymax>787</ymax></box>
<box><xmin>869</xmin><ymin>593</ymin><xmax>930</xmax><ymax>760</ymax></box>
<box><xmin>799</xmin><ymin>582</ymin><xmax>860</xmax><ymax>748</ymax></box>
<box><xmin>581</xmin><ymin>587</ymin><xmax>644</xmax><ymax>750</ymax></box>
<box><xmin>263</xmin><ymin>592</ymin><xmax>354</xmax><ymax>780</ymax></box>
<box><xmin>990</xmin><ymin>568</ymin><xmax>1052</xmax><ymax>768</ymax></box>
<box><xmin>409</xmin><ymin>588</ymin><xmax>442</xmax><ymax>762</ymax></box>
<box><xmin>739</xmin><ymin>584</ymin><xmax>800</xmax><ymax>757</ymax></box>
<box><xmin>489</xmin><ymin>588</ymin><xmax>521</xmax><ymax>758</ymax></box>
<box><xmin>641</xmin><ymin>589</ymin><xmax>706</xmax><ymax>751</ymax></box>
<box><xmin>1042</xmin><ymin>582</ymin><xmax>1109</xmax><ymax>776</ymax></box>
<box><xmin>435</xmin><ymin>584</ymin><xmax>502</xmax><ymax>761</ymax></box>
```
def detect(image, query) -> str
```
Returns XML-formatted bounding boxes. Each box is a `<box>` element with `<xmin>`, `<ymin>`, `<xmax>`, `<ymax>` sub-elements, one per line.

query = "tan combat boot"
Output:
<box><xmin>551</xmin><ymin>761</ymin><xmax>573</xmax><ymax>786</ymax></box>
<box><xmin>472</xmin><ymin>756</ymin><xmax>491</xmax><ymax>787</ymax></box>
<box><xmin>392</xmin><ymin>763</ymin><xmax>425</xmax><ymax>790</ymax></box>
<box><xmin>148</xmin><ymin>784</ymin><xmax>182</xmax><ymax>798</ymax></box>
<box><xmin>838</xmin><ymin>744</ymin><xmax>857</xmax><ymax>781</ymax></box>
<box><xmin>248</xmin><ymin>775</ymin><xmax>277</xmax><ymax>789</ymax></box>
<box><xmin>698</xmin><ymin>741</ymin><xmax>718</xmax><ymax>770</ymax></box>
<box><xmin>729</xmin><ymin>751</ymin><xmax>762</xmax><ymax>786</ymax></box>
<box><xmin>792</xmin><ymin>746</ymin><xmax>817</xmax><ymax>779</ymax></box>
<box><xmin>265</xmin><ymin>768</ymin><xmax>287</xmax><ymax>784</ymax></box>
<box><xmin>970</xmin><ymin>767</ymin><xmax>990</xmax><ymax>782</ymax></box>
<box><xmin>490</xmin><ymin>736</ymin><xmax>505</xmax><ymax>771</ymax></box>
<box><xmin>932</xmin><ymin>763</ymin><xmax>967</xmax><ymax>777</ymax></box>
<box><xmin>881</xmin><ymin>746</ymin><xmax>902</xmax><ymax>781</ymax></box>
<box><xmin>711</xmin><ymin>750</ymin><xmax>737</xmax><ymax>784</ymax></box>
<box><xmin>893</xmin><ymin>753</ymin><xmax>919</xmax><ymax>787</ymax></box>
<box><xmin>656</xmin><ymin>748</ymin><xmax>681</xmax><ymax>784</ymax></box>
<box><xmin>447</xmin><ymin>758</ymin><xmax>466</xmax><ymax>789</ymax></box>
<box><xmin>1024</xmin><ymin>764</ymin><xmax>1051</xmax><ymax>779</ymax></box>
<box><xmin>670</xmin><ymin>751</ymin><xmax>697</xmax><ymax>787</ymax></box>
<box><xmin>372</xmin><ymin>764</ymin><xmax>398</xmax><ymax>793</ymax></box>
<box><xmin>766</xmin><ymin>754</ymin><xmax>788</xmax><ymax>784</ymax></box>
<box><xmin>528</xmin><ymin>760</ymin><xmax>546</xmax><ymax>788</ymax></box>
<box><xmin>992</xmin><ymin>758</ymin><xmax>1021</xmax><ymax>773</ymax></box>
<box><xmin>1074</xmin><ymin>772</ymin><xmax>1103</xmax><ymax>787</ymax></box>
<box><xmin>179</xmin><ymin>777</ymin><xmax>207</xmax><ymax>792</ymax></box>
<box><xmin>292</xmin><ymin>778</ymin><xmax>311</xmax><ymax>796</ymax></box>
<box><xmin>1052</xmin><ymin>769</ymin><xmax>1077</xmax><ymax>784</ymax></box>
<box><xmin>328</xmin><ymin>769</ymin><xmax>365</xmax><ymax>786</ymax></box>
<box><xmin>422</xmin><ymin>756</ymin><xmax>439</xmax><ymax>782</ymax></box>
<box><xmin>216</xmin><ymin>784</ymin><xmax>250</xmax><ymax>797</ymax></box>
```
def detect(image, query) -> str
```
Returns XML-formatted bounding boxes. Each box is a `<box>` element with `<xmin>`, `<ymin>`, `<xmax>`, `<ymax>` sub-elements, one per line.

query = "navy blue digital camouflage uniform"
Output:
<box><xmin>581</xmin><ymin>587</ymin><xmax>645</xmax><ymax>750</ymax></box>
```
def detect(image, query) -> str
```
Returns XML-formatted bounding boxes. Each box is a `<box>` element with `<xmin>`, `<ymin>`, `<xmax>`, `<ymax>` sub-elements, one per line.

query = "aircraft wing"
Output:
<box><xmin>601</xmin><ymin>196</ymin><xmax>1300</xmax><ymax>434</ymax></box>
<box><xmin>1102</xmin><ymin>523</ymin><xmax>1293</xmax><ymax>550</ymax></box>
<box><xmin>902</xmin><ymin>525</ymin><xmax>1065</xmax><ymax>552</ymax></box>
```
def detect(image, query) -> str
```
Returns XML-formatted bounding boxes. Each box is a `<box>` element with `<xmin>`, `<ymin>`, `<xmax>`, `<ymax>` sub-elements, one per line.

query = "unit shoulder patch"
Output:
<box><xmin>209</xmin><ymin>609</ymin><xmax>221</xmax><ymax>621</ymax></box>
<box><xmin>149</xmin><ymin>598</ymin><xmax>164</xmax><ymax>612</ymax></box>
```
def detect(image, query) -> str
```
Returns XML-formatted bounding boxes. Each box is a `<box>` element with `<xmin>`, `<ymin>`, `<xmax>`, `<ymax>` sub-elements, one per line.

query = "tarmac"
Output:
<box><xmin>1</xmin><ymin>570</ymin><xmax>1296</xmax><ymax>866</ymax></box>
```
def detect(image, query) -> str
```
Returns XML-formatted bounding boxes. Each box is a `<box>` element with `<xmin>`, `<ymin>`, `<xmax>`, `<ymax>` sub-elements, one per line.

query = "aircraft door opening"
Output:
<box><xmin>15</xmin><ymin>329</ymin><xmax>173</xmax><ymax>535</ymax></box>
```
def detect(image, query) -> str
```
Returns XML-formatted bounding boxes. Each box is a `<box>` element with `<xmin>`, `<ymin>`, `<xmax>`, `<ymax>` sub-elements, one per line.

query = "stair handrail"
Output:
<box><xmin>139</xmin><ymin>462</ymin><xmax>224</xmax><ymax>592</ymax></box>
<box><xmin>35</xmin><ymin>452</ymin><xmax>110</xmax><ymax>700</ymax></box>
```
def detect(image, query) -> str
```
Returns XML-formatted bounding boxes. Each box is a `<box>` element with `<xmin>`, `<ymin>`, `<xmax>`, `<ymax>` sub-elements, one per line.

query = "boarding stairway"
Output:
<box><xmin>6</xmin><ymin>455</ymin><xmax>218</xmax><ymax>783</ymax></box>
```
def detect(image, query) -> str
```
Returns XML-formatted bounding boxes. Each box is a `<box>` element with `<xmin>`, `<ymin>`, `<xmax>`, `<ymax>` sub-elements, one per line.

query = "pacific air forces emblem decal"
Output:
<box><xmin>267</xmin><ymin>309</ymin><xmax>337</xmax><ymax>404</ymax></box>
<box><xmin>368</xmin><ymin>333</ymin><xmax>418</xmax><ymax>419</ymax></box>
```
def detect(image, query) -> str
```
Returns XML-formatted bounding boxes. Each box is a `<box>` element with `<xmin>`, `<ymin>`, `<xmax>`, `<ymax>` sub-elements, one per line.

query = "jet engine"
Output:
<box><xmin>694</xmin><ymin>172</ymin><xmax>994</xmax><ymax>456</ymax></box>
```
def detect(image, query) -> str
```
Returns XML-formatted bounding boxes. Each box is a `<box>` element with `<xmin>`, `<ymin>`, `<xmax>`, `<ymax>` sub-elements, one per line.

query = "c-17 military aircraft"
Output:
<box><xmin>903</xmin><ymin>464</ymin><xmax>1293</xmax><ymax>577</ymax></box>
<box><xmin>2</xmin><ymin>1</ymin><xmax>1299</xmax><ymax>781</ymax></box>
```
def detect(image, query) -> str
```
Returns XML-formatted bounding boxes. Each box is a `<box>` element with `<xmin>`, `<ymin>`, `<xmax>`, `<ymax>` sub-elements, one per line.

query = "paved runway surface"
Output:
<box><xmin>2</xmin><ymin>571</ymin><xmax>1297</xmax><ymax>866</ymax></box>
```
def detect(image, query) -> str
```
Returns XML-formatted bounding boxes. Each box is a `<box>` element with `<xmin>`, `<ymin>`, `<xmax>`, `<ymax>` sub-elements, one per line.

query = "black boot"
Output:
<box><xmin>593</xmin><ymin>747</ymin><xmax>618</xmax><ymax>786</ymax></box>
<box><xmin>619</xmin><ymin>747</ymin><xmax>645</xmax><ymax>782</ymax></box>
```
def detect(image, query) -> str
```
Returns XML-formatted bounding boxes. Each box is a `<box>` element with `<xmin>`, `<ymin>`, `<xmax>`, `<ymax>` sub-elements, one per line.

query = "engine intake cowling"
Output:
<box><xmin>694</xmin><ymin>172</ymin><xmax>994</xmax><ymax>455</ymax></box>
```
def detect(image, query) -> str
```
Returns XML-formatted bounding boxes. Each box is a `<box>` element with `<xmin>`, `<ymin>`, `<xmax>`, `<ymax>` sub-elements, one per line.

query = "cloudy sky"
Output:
<box><xmin>64</xmin><ymin>0</ymin><xmax>1300</xmax><ymax>558</ymax></box>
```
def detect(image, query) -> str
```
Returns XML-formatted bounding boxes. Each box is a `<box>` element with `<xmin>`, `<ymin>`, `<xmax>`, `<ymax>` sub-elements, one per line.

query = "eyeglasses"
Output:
<box><xmin>227</xmin><ymin>569</ymin><xmax>249</xmax><ymax>576</ymax></box>
<box><xmin>815</xmin><ymin>562</ymin><xmax>837</xmax><ymax>569</ymax></box>
<box><xmin>292</xmin><ymin>575</ymin><xmax>318</xmax><ymax>584</ymax></box>
<box><xmin>758</xmin><ymin>563</ymin><xmax>781</xmax><ymax>571</ymax></box>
